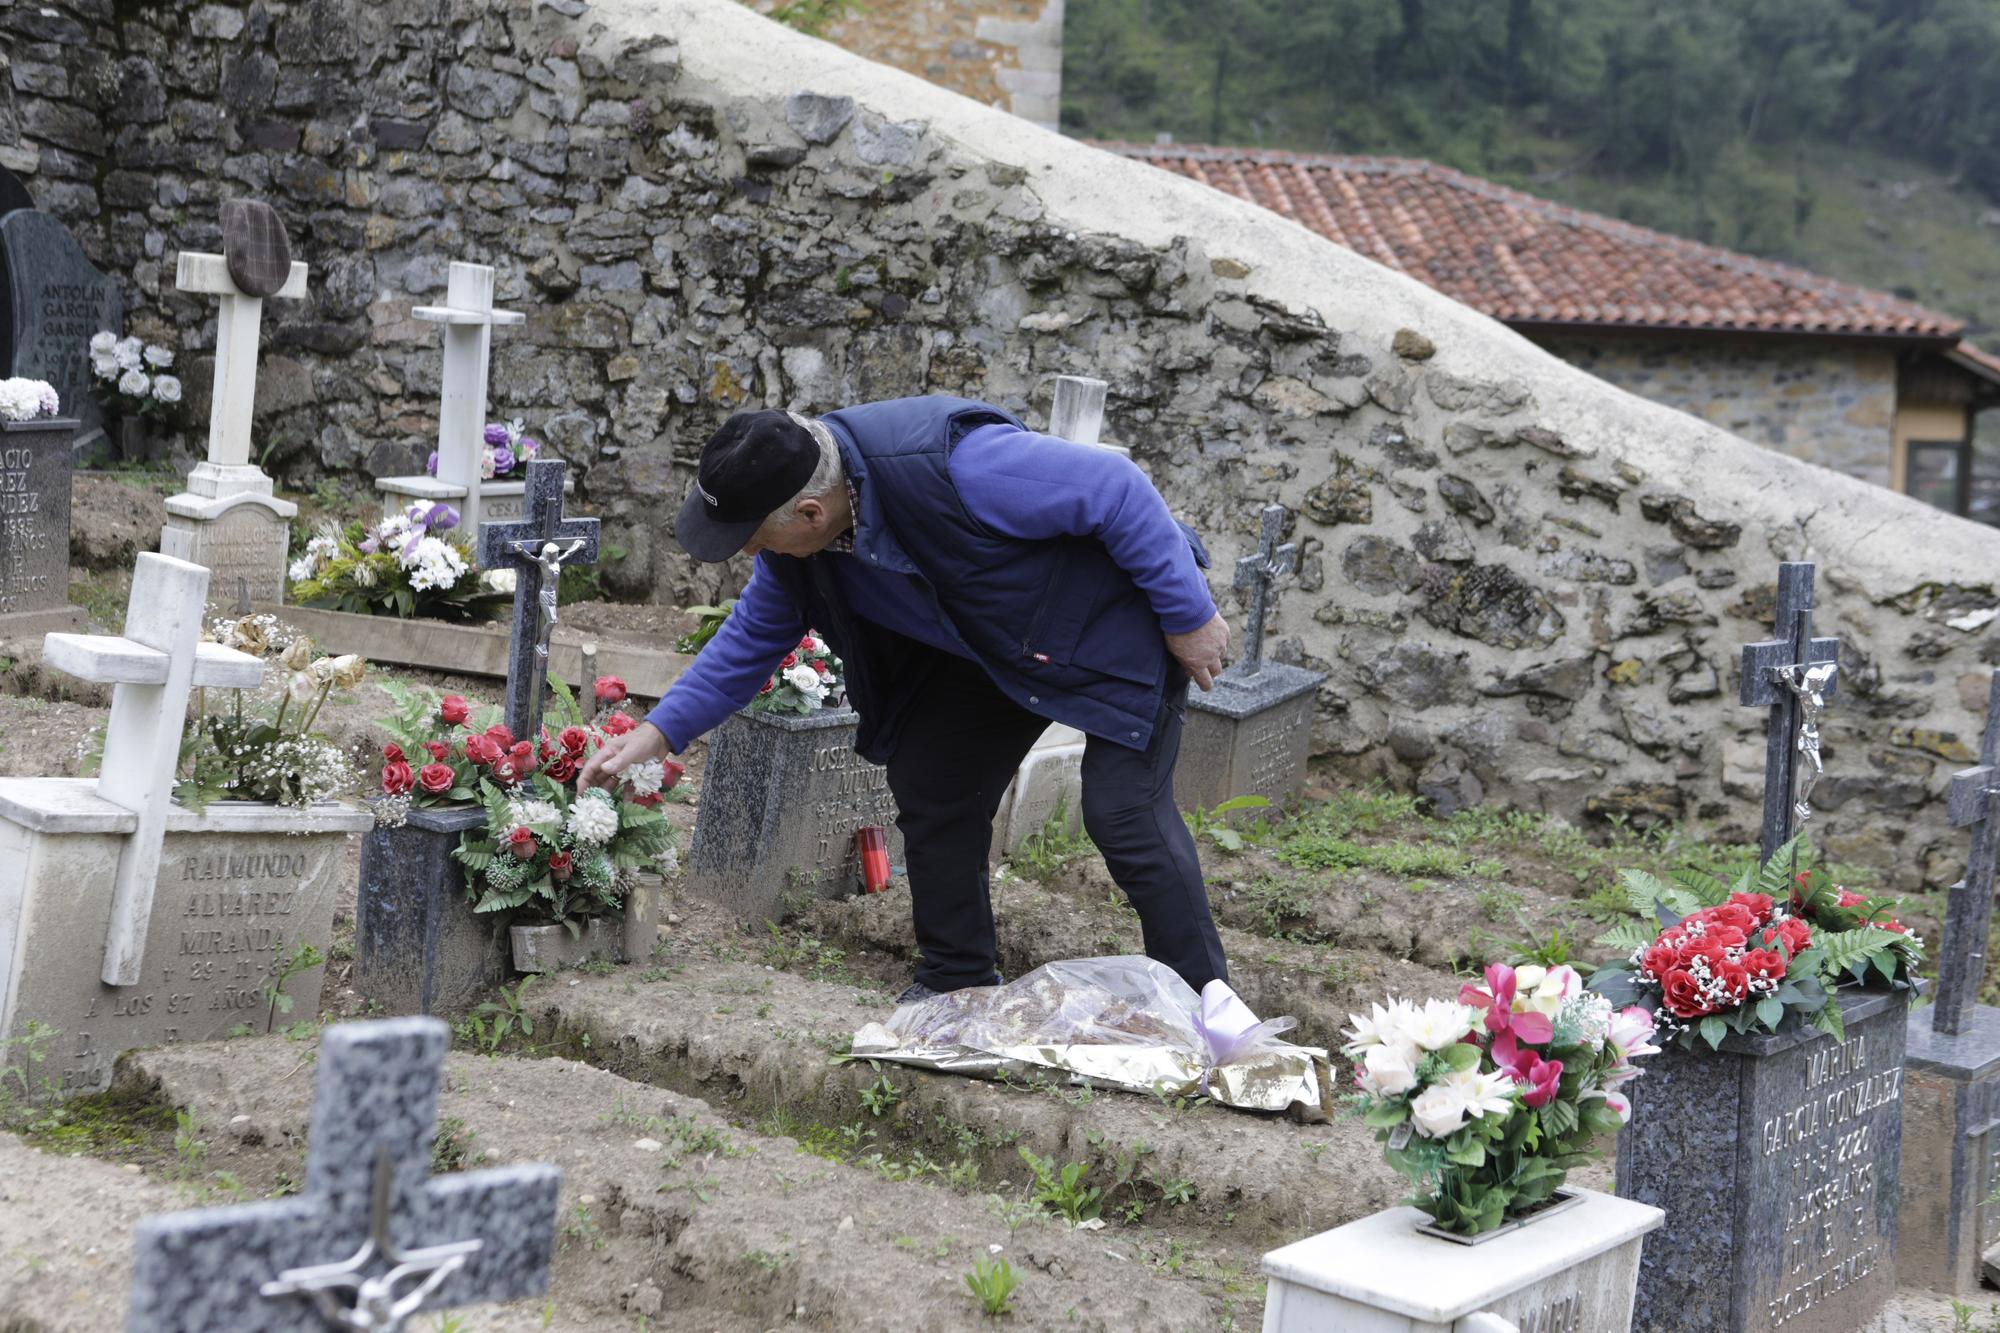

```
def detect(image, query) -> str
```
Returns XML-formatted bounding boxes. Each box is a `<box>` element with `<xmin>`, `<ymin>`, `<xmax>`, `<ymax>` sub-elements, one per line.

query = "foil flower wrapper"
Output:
<box><xmin>851</xmin><ymin>956</ymin><xmax>1335</xmax><ymax>1121</ymax></box>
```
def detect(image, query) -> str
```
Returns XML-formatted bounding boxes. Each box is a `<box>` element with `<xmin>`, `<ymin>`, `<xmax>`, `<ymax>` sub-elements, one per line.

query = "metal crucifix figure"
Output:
<box><xmin>1776</xmin><ymin>659</ymin><xmax>1839</xmax><ymax>826</ymax></box>
<box><xmin>513</xmin><ymin>536</ymin><xmax>589</xmax><ymax>672</ymax></box>
<box><xmin>477</xmin><ymin>459</ymin><xmax>600</xmax><ymax>739</ymax></box>
<box><xmin>1739</xmin><ymin>561</ymin><xmax>1841</xmax><ymax>864</ymax></box>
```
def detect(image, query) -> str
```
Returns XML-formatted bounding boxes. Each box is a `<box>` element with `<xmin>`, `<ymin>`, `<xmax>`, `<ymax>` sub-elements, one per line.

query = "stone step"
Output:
<box><xmin>0</xmin><ymin>1133</ymin><xmax>181</xmax><ymax>1332</ymax></box>
<box><xmin>124</xmin><ymin>1035</ymin><xmax>1218</xmax><ymax>1331</ymax></box>
<box><xmin>522</xmin><ymin>958</ymin><xmax>1410</xmax><ymax>1251</ymax></box>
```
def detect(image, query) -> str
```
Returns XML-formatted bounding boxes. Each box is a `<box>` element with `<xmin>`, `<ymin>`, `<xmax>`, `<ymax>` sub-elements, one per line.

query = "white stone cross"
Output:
<box><xmin>414</xmin><ymin>262</ymin><xmax>524</xmax><ymax>532</ymax></box>
<box><xmin>42</xmin><ymin>553</ymin><xmax>262</xmax><ymax>985</ymax></box>
<box><xmin>174</xmin><ymin>249</ymin><xmax>309</xmax><ymax>483</ymax></box>
<box><xmin>1050</xmin><ymin>375</ymin><xmax>1131</xmax><ymax>456</ymax></box>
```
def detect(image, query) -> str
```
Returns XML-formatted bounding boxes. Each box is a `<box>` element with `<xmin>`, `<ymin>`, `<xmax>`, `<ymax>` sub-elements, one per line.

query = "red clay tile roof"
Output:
<box><xmin>1104</xmin><ymin>143</ymin><xmax>1963</xmax><ymax>339</ymax></box>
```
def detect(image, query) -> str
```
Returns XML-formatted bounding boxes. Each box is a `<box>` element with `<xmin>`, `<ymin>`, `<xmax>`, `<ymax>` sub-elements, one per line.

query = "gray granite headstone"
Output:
<box><xmin>1618</xmin><ymin>990</ymin><xmax>1907</xmax><ymax>1333</ymax></box>
<box><xmin>0</xmin><ymin>416</ymin><xmax>78</xmax><ymax>620</ymax></box>
<box><xmin>0</xmin><ymin>210</ymin><xmax>122</xmax><ymax>451</ymax></box>
<box><xmin>127</xmin><ymin>1016</ymin><xmax>560</xmax><ymax>1332</ymax></box>
<box><xmin>354</xmin><ymin>806</ymin><xmax>512</xmax><ymax>1016</ymax></box>
<box><xmin>686</xmin><ymin>705</ymin><xmax>904</xmax><ymax>920</ymax></box>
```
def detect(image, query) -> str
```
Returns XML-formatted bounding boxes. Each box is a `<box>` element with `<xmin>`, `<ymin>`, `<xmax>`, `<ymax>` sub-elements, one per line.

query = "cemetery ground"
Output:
<box><xmin>0</xmin><ymin>492</ymin><xmax>1984</xmax><ymax>1330</ymax></box>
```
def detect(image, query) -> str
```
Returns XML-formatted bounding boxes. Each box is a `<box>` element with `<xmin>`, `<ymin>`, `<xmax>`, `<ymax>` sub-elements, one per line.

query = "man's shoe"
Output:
<box><xmin>897</xmin><ymin>972</ymin><xmax>1006</xmax><ymax>1005</ymax></box>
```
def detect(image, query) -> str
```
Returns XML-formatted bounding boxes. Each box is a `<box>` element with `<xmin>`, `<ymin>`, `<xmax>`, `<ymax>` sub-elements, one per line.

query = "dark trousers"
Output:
<box><xmin>883</xmin><ymin>651</ymin><xmax>1230</xmax><ymax>993</ymax></box>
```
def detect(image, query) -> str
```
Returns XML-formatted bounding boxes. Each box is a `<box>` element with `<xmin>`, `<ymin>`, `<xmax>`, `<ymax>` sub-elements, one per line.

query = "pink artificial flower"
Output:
<box><xmin>1520</xmin><ymin>1056</ymin><xmax>1564</xmax><ymax>1109</ymax></box>
<box><xmin>1604</xmin><ymin>1091</ymin><xmax>1632</xmax><ymax>1124</ymax></box>
<box><xmin>1460</xmin><ymin>963</ymin><xmax>1553</xmax><ymax>1045</ymax></box>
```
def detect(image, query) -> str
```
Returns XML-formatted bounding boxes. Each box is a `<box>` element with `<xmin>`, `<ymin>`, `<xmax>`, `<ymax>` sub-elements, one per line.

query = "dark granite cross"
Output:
<box><xmin>1933</xmin><ymin>672</ymin><xmax>2000</xmax><ymax>1036</ymax></box>
<box><xmin>1739</xmin><ymin>561</ymin><xmax>1841</xmax><ymax>864</ymax></box>
<box><xmin>477</xmin><ymin>458</ymin><xmax>599</xmax><ymax>740</ymax></box>
<box><xmin>1233</xmin><ymin>503</ymin><xmax>1297</xmax><ymax>676</ymax></box>
<box><xmin>126</xmin><ymin>1017</ymin><xmax>560</xmax><ymax>1332</ymax></box>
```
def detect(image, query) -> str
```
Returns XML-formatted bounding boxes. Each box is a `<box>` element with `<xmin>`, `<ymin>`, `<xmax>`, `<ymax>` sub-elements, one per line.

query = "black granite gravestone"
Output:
<box><xmin>0</xmin><ymin>163</ymin><xmax>33</xmax><ymax>219</ymax></box>
<box><xmin>354</xmin><ymin>807</ymin><xmax>512</xmax><ymax>1016</ymax></box>
<box><xmin>0</xmin><ymin>210</ymin><xmax>121</xmax><ymax>451</ymax></box>
<box><xmin>1619</xmin><ymin>990</ymin><xmax>1907</xmax><ymax>1333</ymax></box>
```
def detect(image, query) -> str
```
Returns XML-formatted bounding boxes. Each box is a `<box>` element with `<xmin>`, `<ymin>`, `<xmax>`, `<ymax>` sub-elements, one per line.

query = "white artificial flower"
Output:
<box><xmin>1357</xmin><ymin>1042</ymin><xmax>1419</xmax><ymax>1097</ymax></box>
<box><xmin>626</xmin><ymin>758</ymin><xmax>666</xmax><ymax>797</ymax></box>
<box><xmin>484</xmin><ymin>568</ymin><xmax>517</xmax><ymax>594</ymax></box>
<box><xmin>90</xmin><ymin>350</ymin><xmax>119</xmax><ymax>380</ymax></box>
<box><xmin>403</xmin><ymin>536</ymin><xmax>467</xmax><ymax>592</ymax></box>
<box><xmin>1602</xmin><ymin>1091</ymin><xmax>1632</xmax><ymax>1124</ymax></box>
<box><xmin>113</xmin><ymin>336</ymin><xmax>143</xmax><ymax>370</ymax></box>
<box><xmin>143</xmin><ymin>344</ymin><xmax>173</xmax><ymax>368</ymax></box>
<box><xmin>508</xmin><ymin>799</ymin><xmax>561</xmax><ymax>828</ymax></box>
<box><xmin>481</xmin><ymin>448</ymin><xmax>497</xmax><ymax>480</ymax></box>
<box><xmin>1343</xmin><ymin>999</ymin><xmax>1418</xmax><ymax>1053</ymax></box>
<box><xmin>288</xmin><ymin>552</ymin><xmax>318</xmax><ymax>582</ymax></box>
<box><xmin>152</xmin><ymin>374</ymin><xmax>182</xmax><ymax>404</ymax></box>
<box><xmin>89</xmin><ymin>331</ymin><xmax>116</xmax><ymax>354</ymax></box>
<box><xmin>1403</xmin><ymin>999</ymin><xmax>1480</xmax><ymax>1052</ymax></box>
<box><xmin>1607</xmin><ymin>1006</ymin><xmax>1661</xmax><ymax>1064</ymax></box>
<box><xmin>1409</xmin><ymin>1085</ymin><xmax>1469</xmax><ymax>1139</ymax></box>
<box><xmin>1438</xmin><ymin>1066</ymin><xmax>1518</xmax><ymax>1122</ymax></box>
<box><xmin>565</xmin><ymin>790</ymin><xmax>619</xmax><ymax>844</ymax></box>
<box><xmin>0</xmin><ymin>379</ymin><xmax>40</xmax><ymax>422</ymax></box>
<box><xmin>1556</xmin><ymin>989</ymin><xmax>1614</xmax><ymax>1051</ymax></box>
<box><xmin>784</xmin><ymin>663</ymin><xmax>822</xmax><ymax>695</ymax></box>
<box><xmin>117</xmin><ymin>368</ymin><xmax>150</xmax><ymax>397</ymax></box>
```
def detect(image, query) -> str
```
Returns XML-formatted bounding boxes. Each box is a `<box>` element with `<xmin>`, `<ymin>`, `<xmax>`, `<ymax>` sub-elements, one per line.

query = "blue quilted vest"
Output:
<box><xmin>758</xmin><ymin>396</ymin><xmax>1206</xmax><ymax>764</ymax></box>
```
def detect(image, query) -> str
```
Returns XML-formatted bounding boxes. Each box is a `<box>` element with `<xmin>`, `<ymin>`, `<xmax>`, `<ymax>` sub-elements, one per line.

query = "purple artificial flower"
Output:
<box><xmin>483</xmin><ymin>422</ymin><xmax>510</xmax><ymax>447</ymax></box>
<box><xmin>491</xmin><ymin>444</ymin><xmax>514</xmax><ymax>475</ymax></box>
<box><xmin>359</xmin><ymin>533</ymin><xmax>381</xmax><ymax>555</ymax></box>
<box><xmin>516</xmin><ymin>436</ymin><xmax>539</xmax><ymax>459</ymax></box>
<box><xmin>428</xmin><ymin>503</ymin><xmax>460</xmax><ymax>532</ymax></box>
<box><xmin>425</xmin><ymin>450</ymin><xmax>440</xmax><ymax>476</ymax></box>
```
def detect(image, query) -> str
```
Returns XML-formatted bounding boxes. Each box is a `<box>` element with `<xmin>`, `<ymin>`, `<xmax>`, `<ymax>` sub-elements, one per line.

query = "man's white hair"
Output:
<box><xmin>767</xmin><ymin>412</ymin><xmax>844</xmax><ymax>526</ymax></box>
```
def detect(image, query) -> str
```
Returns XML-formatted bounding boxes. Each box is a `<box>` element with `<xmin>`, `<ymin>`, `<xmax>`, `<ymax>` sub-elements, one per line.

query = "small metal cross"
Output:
<box><xmin>1934</xmin><ymin>671</ymin><xmax>2000</xmax><ymax>1036</ymax></box>
<box><xmin>1739</xmin><ymin>561</ymin><xmax>1840</xmax><ymax>864</ymax></box>
<box><xmin>1232</xmin><ymin>504</ymin><xmax>1296</xmax><ymax>676</ymax></box>
<box><xmin>478</xmin><ymin>458</ymin><xmax>599</xmax><ymax>739</ymax></box>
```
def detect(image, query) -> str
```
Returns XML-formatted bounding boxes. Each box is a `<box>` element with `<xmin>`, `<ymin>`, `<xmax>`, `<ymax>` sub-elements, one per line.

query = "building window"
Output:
<box><xmin>1907</xmin><ymin>439</ymin><xmax>1972</xmax><ymax>516</ymax></box>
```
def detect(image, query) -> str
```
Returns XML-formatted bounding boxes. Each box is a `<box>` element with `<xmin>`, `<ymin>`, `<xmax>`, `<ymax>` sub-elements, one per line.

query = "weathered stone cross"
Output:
<box><xmin>1738</xmin><ymin>560</ymin><xmax>1841</xmax><ymax>864</ymax></box>
<box><xmin>1233</xmin><ymin>504</ymin><xmax>1297</xmax><ymax>677</ymax></box>
<box><xmin>127</xmin><ymin>1017</ymin><xmax>560</xmax><ymax>1332</ymax></box>
<box><xmin>41</xmin><ymin>553</ymin><xmax>263</xmax><ymax>986</ymax></box>
<box><xmin>417</xmin><ymin>261</ymin><xmax>524</xmax><ymax>532</ymax></box>
<box><xmin>173</xmin><ymin>248</ymin><xmax>308</xmax><ymax>484</ymax></box>
<box><xmin>478</xmin><ymin>458</ymin><xmax>600</xmax><ymax>739</ymax></box>
<box><xmin>1933</xmin><ymin>671</ymin><xmax>2000</xmax><ymax>1036</ymax></box>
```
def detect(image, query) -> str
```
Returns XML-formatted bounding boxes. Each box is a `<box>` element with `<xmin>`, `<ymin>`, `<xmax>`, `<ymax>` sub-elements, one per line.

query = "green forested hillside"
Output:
<box><xmin>1063</xmin><ymin>0</ymin><xmax>2000</xmax><ymax>337</ymax></box>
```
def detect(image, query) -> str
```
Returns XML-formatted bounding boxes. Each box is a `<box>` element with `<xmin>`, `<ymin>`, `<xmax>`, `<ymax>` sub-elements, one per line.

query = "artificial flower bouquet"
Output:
<box><xmin>174</xmin><ymin>619</ymin><xmax>364</xmax><ymax>809</ymax></box>
<box><xmin>1345</xmin><ymin>963</ymin><xmax>1658</xmax><ymax>1236</ymax></box>
<box><xmin>371</xmin><ymin>681</ymin><xmax>682</xmax><ymax>931</ymax></box>
<box><xmin>749</xmin><ymin>632</ymin><xmax>843</xmax><ymax>715</ymax></box>
<box><xmin>426</xmin><ymin>418</ymin><xmax>541</xmax><ymax>481</ymax></box>
<box><xmin>88</xmin><ymin>332</ymin><xmax>183</xmax><ymax>421</ymax></box>
<box><xmin>289</xmin><ymin>499</ymin><xmax>509</xmax><ymax>622</ymax></box>
<box><xmin>1588</xmin><ymin>837</ymin><xmax>1923</xmax><ymax>1048</ymax></box>
<box><xmin>0</xmin><ymin>377</ymin><xmax>61</xmax><ymax>422</ymax></box>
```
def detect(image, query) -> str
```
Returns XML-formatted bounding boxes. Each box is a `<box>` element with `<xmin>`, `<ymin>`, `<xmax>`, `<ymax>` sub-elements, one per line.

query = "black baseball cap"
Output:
<box><xmin>675</xmin><ymin>410</ymin><xmax>820</xmax><ymax>562</ymax></box>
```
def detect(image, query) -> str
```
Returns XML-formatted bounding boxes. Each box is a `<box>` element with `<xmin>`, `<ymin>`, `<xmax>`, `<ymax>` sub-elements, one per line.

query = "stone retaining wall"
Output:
<box><xmin>5</xmin><ymin>0</ymin><xmax>1998</xmax><ymax>887</ymax></box>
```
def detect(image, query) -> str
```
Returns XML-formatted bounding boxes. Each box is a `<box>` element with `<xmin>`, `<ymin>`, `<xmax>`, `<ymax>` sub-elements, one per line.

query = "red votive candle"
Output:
<box><xmin>856</xmin><ymin>826</ymin><xmax>890</xmax><ymax>894</ymax></box>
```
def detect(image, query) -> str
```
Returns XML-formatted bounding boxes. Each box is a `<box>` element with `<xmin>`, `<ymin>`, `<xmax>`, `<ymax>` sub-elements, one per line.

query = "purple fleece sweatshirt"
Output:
<box><xmin>646</xmin><ymin>422</ymin><xmax>1215</xmax><ymax>750</ymax></box>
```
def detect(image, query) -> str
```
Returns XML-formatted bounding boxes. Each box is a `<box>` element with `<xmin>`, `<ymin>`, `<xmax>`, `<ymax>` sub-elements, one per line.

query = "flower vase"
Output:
<box><xmin>1260</xmin><ymin>1187</ymin><xmax>1663</xmax><ymax>1332</ymax></box>
<box><xmin>507</xmin><ymin>871</ymin><xmax>661</xmax><ymax>973</ymax></box>
<box><xmin>118</xmin><ymin>416</ymin><xmax>161</xmax><ymax>463</ymax></box>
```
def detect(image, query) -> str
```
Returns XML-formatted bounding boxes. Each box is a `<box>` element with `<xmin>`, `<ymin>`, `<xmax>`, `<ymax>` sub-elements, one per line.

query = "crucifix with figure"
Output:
<box><xmin>1231</xmin><ymin>504</ymin><xmax>1297</xmax><ymax>678</ymax></box>
<box><xmin>478</xmin><ymin>458</ymin><xmax>599</xmax><ymax>739</ymax></box>
<box><xmin>1738</xmin><ymin>560</ymin><xmax>1841</xmax><ymax>864</ymax></box>
<box><xmin>126</xmin><ymin>1017</ymin><xmax>560</xmax><ymax>1331</ymax></box>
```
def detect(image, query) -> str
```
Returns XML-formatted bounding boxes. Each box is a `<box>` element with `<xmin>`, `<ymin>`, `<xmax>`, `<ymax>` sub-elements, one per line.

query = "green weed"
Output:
<box><xmin>965</xmin><ymin>1255</ymin><xmax>1020</xmax><ymax>1318</ymax></box>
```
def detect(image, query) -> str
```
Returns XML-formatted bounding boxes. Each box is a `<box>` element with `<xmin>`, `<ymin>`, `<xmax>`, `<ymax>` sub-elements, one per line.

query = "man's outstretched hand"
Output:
<box><xmin>1166</xmin><ymin>612</ymin><xmax>1231</xmax><ymax>691</ymax></box>
<box><xmin>579</xmin><ymin>719</ymin><xmax>671</xmax><ymax>790</ymax></box>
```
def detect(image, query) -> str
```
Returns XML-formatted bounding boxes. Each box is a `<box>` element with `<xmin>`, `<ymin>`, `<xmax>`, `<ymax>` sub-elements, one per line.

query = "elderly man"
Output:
<box><xmin>580</xmin><ymin>396</ymin><xmax>1231</xmax><ymax>1001</ymax></box>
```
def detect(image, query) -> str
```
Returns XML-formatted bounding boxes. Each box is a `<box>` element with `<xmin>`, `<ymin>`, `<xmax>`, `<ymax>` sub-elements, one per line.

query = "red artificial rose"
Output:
<box><xmin>544</xmin><ymin>753</ymin><xmax>578</xmax><ymax>784</ymax></box>
<box><xmin>759</xmin><ymin>677</ymin><xmax>775</xmax><ymax>695</ymax></box>
<box><xmin>799</xmin><ymin>635</ymin><xmax>815</xmax><ymax>650</ymax></box>
<box><xmin>1883</xmin><ymin>919</ymin><xmax>1910</xmax><ymax>935</ymax></box>
<box><xmin>1701</xmin><ymin>903</ymin><xmax>1759</xmax><ymax>934</ymax></box>
<box><xmin>417</xmin><ymin>762</ymin><xmax>455</xmax><ymax>795</ymax></box>
<box><xmin>559</xmin><ymin>726</ymin><xmax>590</xmax><ymax>755</ymax></box>
<box><xmin>1728</xmin><ymin>892</ymin><xmax>1775</xmax><ymax>923</ymax></box>
<box><xmin>661</xmin><ymin>758</ymin><xmax>687</xmax><ymax>790</ymax></box>
<box><xmin>1740</xmin><ymin>948</ymin><xmax>1787</xmax><ymax>981</ymax></box>
<box><xmin>506</xmin><ymin>827</ymin><xmax>537</xmax><ymax>859</ymax></box>
<box><xmin>382</xmin><ymin>743</ymin><xmax>406</xmax><ymax>763</ymax></box>
<box><xmin>1641</xmin><ymin>943</ymin><xmax>1681</xmax><ymax>980</ymax></box>
<box><xmin>1689</xmin><ymin>923</ymin><xmax>1747</xmax><ymax>953</ymax></box>
<box><xmin>1714</xmin><ymin>961</ymin><xmax>1751</xmax><ymax>1007</ymax></box>
<box><xmin>1837</xmin><ymin>890</ymin><xmax>1867</xmax><ymax>908</ymax></box>
<box><xmin>439</xmin><ymin>695</ymin><xmax>471</xmax><ymax>725</ymax></box>
<box><xmin>1660</xmin><ymin>967</ymin><xmax>1709</xmax><ymax>1020</ymax></box>
<box><xmin>509</xmin><ymin>740</ymin><xmax>536</xmax><ymax>770</ymax></box>
<box><xmin>633</xmin><ymin>791</ymin><xmax>662</xmax><ymax>808</ymax></box>
<box><xmin>595</xmin><ymin>675</ymin><xmax>627</xmax><ymax>704</ymax></box>
<box><xmin>813</xmin><ymin>659</ymin><xmax>829</xmax><ymax>674</ymax></box>
<box><xmin>380</xmin><ymin>761</ymin><xmax>415</xmax><ymax>795</ymax></box>
<box><xmin>781</xmin><ymin>652</ymin><xmax>798</xmax><ymax>670</ymax></box>
<box><xmin>548</xmin><ymin>850</ymin><xmax>574</xmax><ymax>881</ymax></box>
<box><xmin>485</xmin><ymin>724</ymin><xmax>516</xmax><ymax>749</ymax></box>
<box><xmin>601</xmin><ymin>712</ymin><xmax>636</xmax><ymax>736</ymax></box>
<box><xmin>424</xmin><ymin>740</ymin><xmax>450</xmax><ymax>762</ymax></box>
<box><xmin>463</xmin><ymin>734</ymin><xmax>503</xmax><ymax>766</ymax></box>
<box><xmin>1764</xmin><ymin>917</ymin><xmax>1812</xmax><ymax>957</ymax></box>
